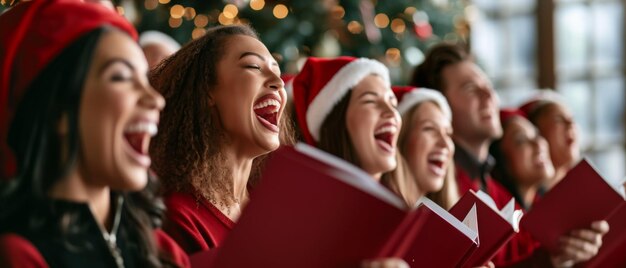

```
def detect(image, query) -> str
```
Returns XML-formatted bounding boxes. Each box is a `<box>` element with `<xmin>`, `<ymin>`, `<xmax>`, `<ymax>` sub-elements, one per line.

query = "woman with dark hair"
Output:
<box><xmin>291</xmin><ymin>56</ymin><xmax>416</xmax><ymax>267</ymax></box>
<box><xmin>490</xmin><ymin>109</ymin><xmax>555</xmax><ymax>210</ymax></box>
<box><xmin>488</xmin><ymin>109</ymin><xmax>608</xmax><ymax>267</ymax></box>
<box><xmin>149</xmin><ymin>24</ymin><xmax>295</xmax><ymax>254</ymax></box>
<box><xmin>292</xmin><ymin>56</ymin><xmax>413</xmax><ymax>206</ymax></box>
<box><xmin>394</xmin><ymin>87</ymin><xmax>460</xmax><ymax>209</ymax></box>
<box><xmin>0</xmin><ymin>0</ymin><xmax>187</xmax><ymax>267</ymax></box>
<box><xmin>519</xmin><ymin>91</ymin><xmax>580</xmax><ymax>189</ymax></box>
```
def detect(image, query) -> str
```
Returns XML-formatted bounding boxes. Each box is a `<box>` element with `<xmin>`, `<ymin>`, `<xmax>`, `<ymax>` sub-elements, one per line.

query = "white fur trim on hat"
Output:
<box><xmin>530</xmin><ymin>89</ymin><xmax>565</xmax><ymax>106</ymax></box>
<box><xmin>139</xmin><ymin>30</ymin><xmax>181</xmax><ymax>52</ymax></box>
<box><xmin>306</xmin><ymin>58</ymin><xmax>390</xmax><ymax>141</ymax></box>
<box><xmin>284</xmin><ymin>78</ymin><xmax>294</xmax><ymax>101</ymax></box>
<box><xmin>397</xmin><ymin>88</ymin><xmax>451</xmax><ymax>121</ymax></box>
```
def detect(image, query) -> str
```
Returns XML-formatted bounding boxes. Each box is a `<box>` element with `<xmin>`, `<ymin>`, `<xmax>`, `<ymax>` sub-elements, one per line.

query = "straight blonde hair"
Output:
<box><xmin>396</xmin><ymin>101</ymin><xmax>460</xmax><ymax>209</ymax></box>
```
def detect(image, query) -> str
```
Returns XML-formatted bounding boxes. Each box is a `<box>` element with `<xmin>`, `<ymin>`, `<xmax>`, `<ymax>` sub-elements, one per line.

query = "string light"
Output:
<box><xmin>273</xmin><ymin>4</ymin><xmax>288</xmax><ymax>19</ymax></box>
<box><xmin>404</xmin><ymin>7</ymin><xmax>416</xmax><ymax>15</ymax></box>
<box><xmin>194</xmin><ymin>14</ymin><xmax>209</xmax><ymax>28</ymax></box>
<box><xmin>158</xmin><ymin>0</ymin><xmax>169</xmax><ymax>4</ymax></box>
<box><xmin>223</xmin><ymin>4</ymin><xmax>238</xmax><ymax>19</ymax></box>
<box><xmin>170</xmin><ymin>4</ymin><xmax>184</xmax><ymax>19</ymax></box>
<box><xmin>250</xmin><ymin>0</ymin><xmax>265</xmax><ymax>11</ymax></box>
<box><xmin>390</xmin><ymin>18</ymin><xmax>406</xmax><ymax>33</ymax></box>
<box><xmin>413</xmin><ymin>11</ymin><xmax>429</xmax><ymax>24</ymax></box>
<box><xmin>184</xmin><ymin>7</ymin><xmax>196</xmax><ymax>20</ymax></box>
<box><xmin>218</xmin><ymin>12</ymin><xmax>234</xmax><ymax>25</ymax></box>
<box><xmin>374</xmin><ymin>13</ymin><xmax>389</xmax><ymax>28</ymax></box>
<box><xmin>347</xmin><ymin>21</ymin><xmax>363</xmax><ymax>34</ymax></box>
<box><xmin>192</xmin><ymin>28</ymin><xmax>207</xmax><ymax>39</ymax></box>
<box><xmin>144</xmin><ymin>0</ymin><xmax>158</xmax><ymax>10</ymax></box>
<box><xmin>385</xmin><ymin>48</ymin><xmax>401</xmax><ymax>66</ymax></box>
<box><xmin>169</xmin><ymin>17</ymin><xmax>182</xmax><ymax>28</ymax></box>
<box><xmin>331</xmin><ymin>5</ymin><xmax>345</xmax><ymax>20</ymax></box>
<box><xmin>404</xmin><ymin>47</ymin><xmax>424</xmax><ymax>65</ymax></box>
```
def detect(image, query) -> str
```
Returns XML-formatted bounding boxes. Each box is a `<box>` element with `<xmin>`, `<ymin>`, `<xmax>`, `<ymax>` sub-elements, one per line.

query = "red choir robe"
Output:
<box><xmin>163</xmin><ymin>191</ymin><xmax>235</xmax><ymax>255</ymax></box>
<box><xmin>454</xmin><ymin>146</ymin><xmax>553</xmax><ymax>267</ymax></box>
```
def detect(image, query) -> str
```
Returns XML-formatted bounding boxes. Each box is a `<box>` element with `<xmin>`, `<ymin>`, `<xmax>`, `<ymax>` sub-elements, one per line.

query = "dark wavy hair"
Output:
<box><xmin>489</xmin><ymin>131</ymin><xmax>527</xmax><ymax>210</ymax></box>
<box><xmin>149</xmin><ymin>24</ymin><xmax>295</xmax><ymax>205</ymax></box>
<box><xmin>0</xmin><ymin>27</ymin><xmax>176</xmax><ymax>267</ymax></box>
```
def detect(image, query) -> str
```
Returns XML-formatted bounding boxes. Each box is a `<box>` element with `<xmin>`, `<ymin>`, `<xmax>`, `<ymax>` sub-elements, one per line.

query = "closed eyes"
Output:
<box><xmin>110</xmin><ymin>73</ymin><xmax>132</xmax><ymax>82</ymax></box>
<box><xmin>246</xmin><ymin>64</ymin><xmax>261</xmax><ymax>69</ymax></box>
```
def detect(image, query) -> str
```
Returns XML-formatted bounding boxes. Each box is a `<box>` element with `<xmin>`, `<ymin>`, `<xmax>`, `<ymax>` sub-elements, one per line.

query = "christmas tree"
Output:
<box><xmin>1</xmin><ymin>0</ymin><xmax>466</xmax><ymax>83</ymax></box>
<box><xmin>133</xmin><ymin>0</ymin><xmax>465</xmax><ymax>83</ymax></box>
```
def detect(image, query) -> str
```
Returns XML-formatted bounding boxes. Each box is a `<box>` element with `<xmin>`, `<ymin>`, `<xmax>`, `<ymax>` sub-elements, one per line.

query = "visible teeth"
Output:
<box><xmin>124</xmin><ymin>122</ymin><xmax>158</xmax><ymax>136</ymax></box>
<box><xmin>428</xmin><ymin>154</ymin><xmax>447</xmax><ymax>162</ymax></box>
<box><xmin>374</xmin><ymin>125</ymin><xmax>397</xmax><ymax>135</ymax></box>
<box><xmin>253</xmin><ymin>99</ymin><xmax>281</xmax><ymax>111</ymax></box>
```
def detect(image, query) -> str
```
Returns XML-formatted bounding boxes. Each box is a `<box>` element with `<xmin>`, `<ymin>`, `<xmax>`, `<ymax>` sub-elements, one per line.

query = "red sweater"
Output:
<box><xmin>163</xmin><ymin>191</ymin><xmax>235</xmax><ymax>255</ymax></box>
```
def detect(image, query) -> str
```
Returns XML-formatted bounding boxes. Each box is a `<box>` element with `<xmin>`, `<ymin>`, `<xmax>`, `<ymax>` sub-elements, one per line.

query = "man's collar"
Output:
<box><xmin>454</xmin><ymin>143</ymin><xmax>495</xmax><ymax>179</ymax></box>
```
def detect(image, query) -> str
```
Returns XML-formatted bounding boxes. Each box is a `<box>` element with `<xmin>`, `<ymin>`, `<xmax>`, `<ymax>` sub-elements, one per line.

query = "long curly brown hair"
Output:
<box><xmin>149</xmin><ymin>24</ymin><xmax>294</xmax><ymax>208</ymax></box>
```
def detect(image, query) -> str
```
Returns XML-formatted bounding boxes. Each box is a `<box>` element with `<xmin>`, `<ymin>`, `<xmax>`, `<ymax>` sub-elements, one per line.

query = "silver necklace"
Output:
<box><xmin>97</xmin><ymin>195</ymin><xmax>125</xmax><ymax>268</ymax></box>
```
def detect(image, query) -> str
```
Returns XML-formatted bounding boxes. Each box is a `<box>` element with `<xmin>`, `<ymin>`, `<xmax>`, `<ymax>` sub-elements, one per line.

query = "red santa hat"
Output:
<box><xmin>392</xmin><ymin>86</ymin><xmax>451</xmax><ymax>121</ymax></box>
<box><xmin>292</xmin><ymin>56</ymin><xmax>390</xmax><ymax>145</ymax></box>
<box><xmin>518</xmin><ymin>90</ymin><xmax>565</xmax><ymax>119</ymax></box>
<box><xmin>0</xmin><ymin>0</ymin><xmax>138</xmax><ymax>180</ymax></box>
<box><xmin>499</xmin><ymin>108</ymin><xmax>528</xmax><ymax>126</ymax></box>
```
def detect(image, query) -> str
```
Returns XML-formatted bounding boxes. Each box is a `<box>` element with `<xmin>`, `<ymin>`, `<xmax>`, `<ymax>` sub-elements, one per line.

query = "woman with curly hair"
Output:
<box><xmin>149</xmin><ymin>24</ymin><xmax>294</xmax><ymax>254</ymax></box>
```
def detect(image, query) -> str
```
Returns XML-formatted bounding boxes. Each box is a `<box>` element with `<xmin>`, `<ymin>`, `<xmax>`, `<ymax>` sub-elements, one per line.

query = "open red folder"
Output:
<box><xmin>199</xmin><ymin>143</ymin><xmax>478</xmax><ymax>268</ymax></box>
<box><xmin>576</xmin><ymin>201</ymin><xmax>626</xmax><ymax>268</ymax></box>
<box><xmin>449</xmin><ymin>190</ymin><xmax>523</xmax><ymax>267</ymax></box>
<box><xmin>378</xmin><ymin>198</ymin><xmax>479</xmax><ymax>267</ymax></box>
<box><xmin>521</xmin><ymin>159</ymin><xmax>626</xmax><ymax>253</ymax></box>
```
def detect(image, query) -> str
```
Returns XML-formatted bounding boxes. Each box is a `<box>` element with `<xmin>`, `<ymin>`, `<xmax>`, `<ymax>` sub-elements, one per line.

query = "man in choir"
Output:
<box><xmin>411</xmin><ymin>43</ymin><xmax>609</xmax><ymax>267</ymax></box>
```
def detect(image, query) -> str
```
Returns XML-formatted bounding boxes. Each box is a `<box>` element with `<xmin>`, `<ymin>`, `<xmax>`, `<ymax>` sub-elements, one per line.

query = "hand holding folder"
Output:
<box><xmin>576</xmin><ymin>202</ymin><xmax>626</xmax><ymax>268</ymax></box>
<box><xmin>521</xmin><ymin>159</ymin><xmax>625</xmax><ymax>254</ymax></box>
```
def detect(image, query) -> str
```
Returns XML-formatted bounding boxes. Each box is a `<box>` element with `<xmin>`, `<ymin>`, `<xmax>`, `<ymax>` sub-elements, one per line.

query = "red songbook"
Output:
<box><xmin>521</xmin><ymin>159</ymin><xmax>626</xmax><ymax>253</ymax></box>
<box><xmin>205</xmin><ymin>143</ymin><xmax>478</xmax><ymax>268</ymax></box>
<box><xmin>449</xmin><ymin>190</ymin><xmax>522</xmax><ymax>267</ymax></box>
<box><xmin>576</xmin><ymin>202</ymin><xmax>626</xmax><ymax>268</ymax></box>
<box><xmin>377</xmin><ymin>197</ymin><xmax>479</xmax><ymax>267</ymax></box>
